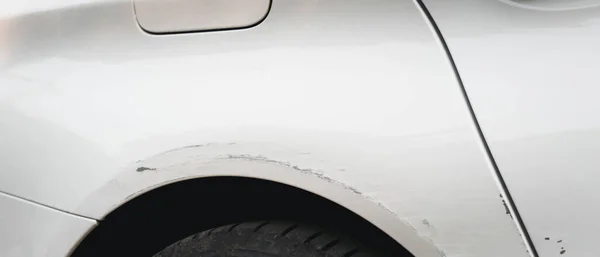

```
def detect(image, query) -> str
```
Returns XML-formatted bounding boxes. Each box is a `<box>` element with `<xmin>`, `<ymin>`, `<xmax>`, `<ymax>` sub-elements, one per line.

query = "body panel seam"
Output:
<box><xmin>412</xmin><ymin>1</ymin><xmax>539</xmax><ymax>256</ymax></box>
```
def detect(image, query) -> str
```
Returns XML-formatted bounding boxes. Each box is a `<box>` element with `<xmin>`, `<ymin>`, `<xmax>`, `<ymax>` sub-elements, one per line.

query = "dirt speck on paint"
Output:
<box><xmin>499</xmin><ymin>194</ymin><xmax>513</xmax><ymax>219</ymax></box>
<box><xmin>422</xmin><ymin>219</ymin><xmax>432</xmax><ymax>228</ymax></box>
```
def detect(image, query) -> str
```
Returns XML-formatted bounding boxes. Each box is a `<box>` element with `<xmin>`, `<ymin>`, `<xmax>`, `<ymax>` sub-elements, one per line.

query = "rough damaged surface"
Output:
<box><xmin>78</xmin><ymin>140</ymin><xmax>530</xmax><ymax>257</ymax></box>
<box><xmin>136</xmin><ymin>167</ymin><xmax>156</xmax><ymax>172</ymax></box>
<box><xmin>0</xmin><ymin>0</ymin><xmax>532</xmax><ymax>256</ymax></box>
<box><xmin>224</xmin><ymin>154</ymin><xmax>364</xmax><ymax>196</ymax></box>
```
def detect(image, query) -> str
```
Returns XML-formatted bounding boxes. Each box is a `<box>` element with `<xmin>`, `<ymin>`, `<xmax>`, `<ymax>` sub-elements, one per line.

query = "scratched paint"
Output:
<box><xmin>75</xmin><ymin>140</ymin><xmax>528</xmax><ymax>256</ymax></box>
<box><xmin>0</xmin><ymin>0</ymin><xmax>530</xmax><ymax>256</ymax></box>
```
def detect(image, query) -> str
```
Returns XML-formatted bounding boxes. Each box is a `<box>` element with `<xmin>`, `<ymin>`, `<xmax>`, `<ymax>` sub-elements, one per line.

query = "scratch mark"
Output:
<box><xmin>223</xmin><ymin>154</ymin><xmax>445</xmax><ymax>256</ymax></box>
<box><xmin>422</xmin><ymin>237</ymin><xmax>446</xmax><ymax>257</ymax></box>
<box><xmin>160</xmin><ymin>143</ymin><xmax>216</xmax><ymax>155</ymax></box>
<box><xmin>182</xmin><ymin>143</ymin><xmax>213</xmax><ymax>149</ymax></box>
<box><xmin>224</xmin><ymin>154</ymin><xmax>365</xmax><ymax>193</ymax></box>
<box><xmin>124</xmin><ymin>192</ymin><xmax>138</xmax><ymax>201</ymax></box>
<box><xmin>436</xmin><ymin>248</ymin><xmax>447</xmax><ymax>257</ymax></box>
<box><xmin>136</xmin><ymin>167</ymin><xmax>156</xmax><ymax>172</ymax></box>
<box><xmin>223</xmin><ymin>154</ymin><xmax>401</xmax><ymax>217</ymax></box>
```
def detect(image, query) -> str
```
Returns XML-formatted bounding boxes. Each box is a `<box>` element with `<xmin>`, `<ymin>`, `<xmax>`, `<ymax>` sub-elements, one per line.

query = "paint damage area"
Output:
<box><xmin>224</xmin><ymin>154</ymin><xmax>363</xmax><ymax>195</ymax></box>
<box><xmin>544</xmin><ymin>237</ymin><xmax>567</xmax><ymax>255</ymax></box>
<box><xmin>499</xmin><ymin>194</ymin><xmax>514</xmax><ymax>219</ymax></box>
<box><xmin>136</xmin><ymin>167</ymin><xmax>156</xmax><ymax>172</ymax></box>
<box><xmin>118</xmin><ymin>142</ymin><xmax>530</xmax><ymax>257</ymax></box>
<box><xmin>222</xmin><ymin>154</ymin><xmax>449</xmax><ymax>257</ymax></box>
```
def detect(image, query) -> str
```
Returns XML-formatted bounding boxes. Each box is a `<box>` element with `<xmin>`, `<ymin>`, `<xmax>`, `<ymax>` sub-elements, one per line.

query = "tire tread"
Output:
<box><xmin>154</xmin><ymin>221</ymin><xmax>372</xmax><ymax>257</ymax></box>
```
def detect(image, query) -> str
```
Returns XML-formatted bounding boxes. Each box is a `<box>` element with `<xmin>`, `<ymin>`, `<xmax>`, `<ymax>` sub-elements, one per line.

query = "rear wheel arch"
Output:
<box><xmin>69</xmin><ymin>175</ymin><xmax>435</xmax><ymax>257</ymax></box>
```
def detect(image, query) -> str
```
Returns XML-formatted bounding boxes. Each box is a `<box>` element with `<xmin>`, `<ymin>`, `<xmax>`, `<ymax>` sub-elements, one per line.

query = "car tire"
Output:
<box><xmin>153</xmin><ymin>221</ymin><xmax>373</xmax><ymax>257</ymax></box>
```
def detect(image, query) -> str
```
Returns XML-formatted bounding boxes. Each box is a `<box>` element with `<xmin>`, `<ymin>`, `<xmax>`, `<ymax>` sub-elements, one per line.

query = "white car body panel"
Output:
<box><xmin>0</xmin><ymin>192</ymin><xmax>95</xmax><ymax>257</ymax></box>
<box><xmin>420</xmin><ymin>0</ymin><xmax>600</xmax><ymax>256</ymax></box>
<box><xmin>0</xmin><ymin>0</ymin><xmax>555</xmax><ymax>256</ymax></box>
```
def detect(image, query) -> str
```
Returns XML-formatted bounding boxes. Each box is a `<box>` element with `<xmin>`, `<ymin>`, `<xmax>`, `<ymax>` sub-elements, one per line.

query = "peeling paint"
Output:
<box><xmin>120</xmin><ymin>147</ymin><xmax>526</xmax><ymax>257</ymax></box>
<box><xmin>224</xmin><ymin>154</ymin><xmax>364</xmax><ymax>195</ymax></box>
<box><xmin>221</xmin><ymin>154</ymin><xmax>424</xmax><ymax>237</ymax></box>
<box><xmin>220</xmin><ymin>153</ymin><xmax>511</xmax><ymax>257</ymax></box>
<box><xmin>136</xmin><ymin>167</ymin><xmax>156</xmax><ymax>172</ymax></box>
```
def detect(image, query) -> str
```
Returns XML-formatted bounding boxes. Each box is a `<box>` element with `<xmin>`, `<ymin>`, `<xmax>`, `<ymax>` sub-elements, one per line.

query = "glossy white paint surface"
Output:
<box><xmin>0</xmin><ymin>192</ymin><xmax>95</xmax><ymax>257</ymax></box>
<box><xmin>498</xmin><ymin>0</ymin><xmax>600</xmax><ymax>11</ymax></box>
<box><xmin>134</xmin><ymin>0</ymin><xmax>271</xmax><ymax>33</ymax></box>
<box><xmin>0</xmin><ymin>0</ymin><xmax>529</xmax><ymax>256</ymax></box>
<box><xmin>420</xmin><ymin>0</ymin><xmax>600</xmax><ymax>256</ymax></box>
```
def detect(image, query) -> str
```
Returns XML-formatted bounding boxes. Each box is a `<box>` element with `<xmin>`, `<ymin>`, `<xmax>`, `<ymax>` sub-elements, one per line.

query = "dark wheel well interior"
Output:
<box><xmin>70</xmin><ymin>177</ymin><xmax>413</xmax><ymax>257</ymax></box>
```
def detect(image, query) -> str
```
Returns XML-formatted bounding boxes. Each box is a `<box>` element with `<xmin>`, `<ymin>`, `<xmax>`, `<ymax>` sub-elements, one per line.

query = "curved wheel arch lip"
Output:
<box><xmin>76</xmin><ymin>144</ymin><xmax>442</xmax><ymax>257</ymax></box>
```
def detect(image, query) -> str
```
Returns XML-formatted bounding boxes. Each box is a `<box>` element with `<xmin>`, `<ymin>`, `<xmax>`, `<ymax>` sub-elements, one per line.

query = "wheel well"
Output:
<box><xmin>71</xmin><ymin>177</ymin><xmax>413</xmax><ymax>257</ymax></box>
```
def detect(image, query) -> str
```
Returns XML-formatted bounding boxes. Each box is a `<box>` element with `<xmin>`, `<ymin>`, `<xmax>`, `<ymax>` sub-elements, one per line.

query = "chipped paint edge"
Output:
<box><xmin>75</xmin><ymin>145</ymin><xmax>444</xmax><ymax>257</ymax></box>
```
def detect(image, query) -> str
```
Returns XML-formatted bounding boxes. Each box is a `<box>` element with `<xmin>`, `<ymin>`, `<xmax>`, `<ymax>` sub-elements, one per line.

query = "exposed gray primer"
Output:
<box><xmin>135</xmin><ymin>167</ymin><xmax>156</xmax><ymax>172</ymax></box>
<box><xmin>222</xmin><ymin>154</ymin><xmax>406</xmax><ymax>223</ymax></box>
